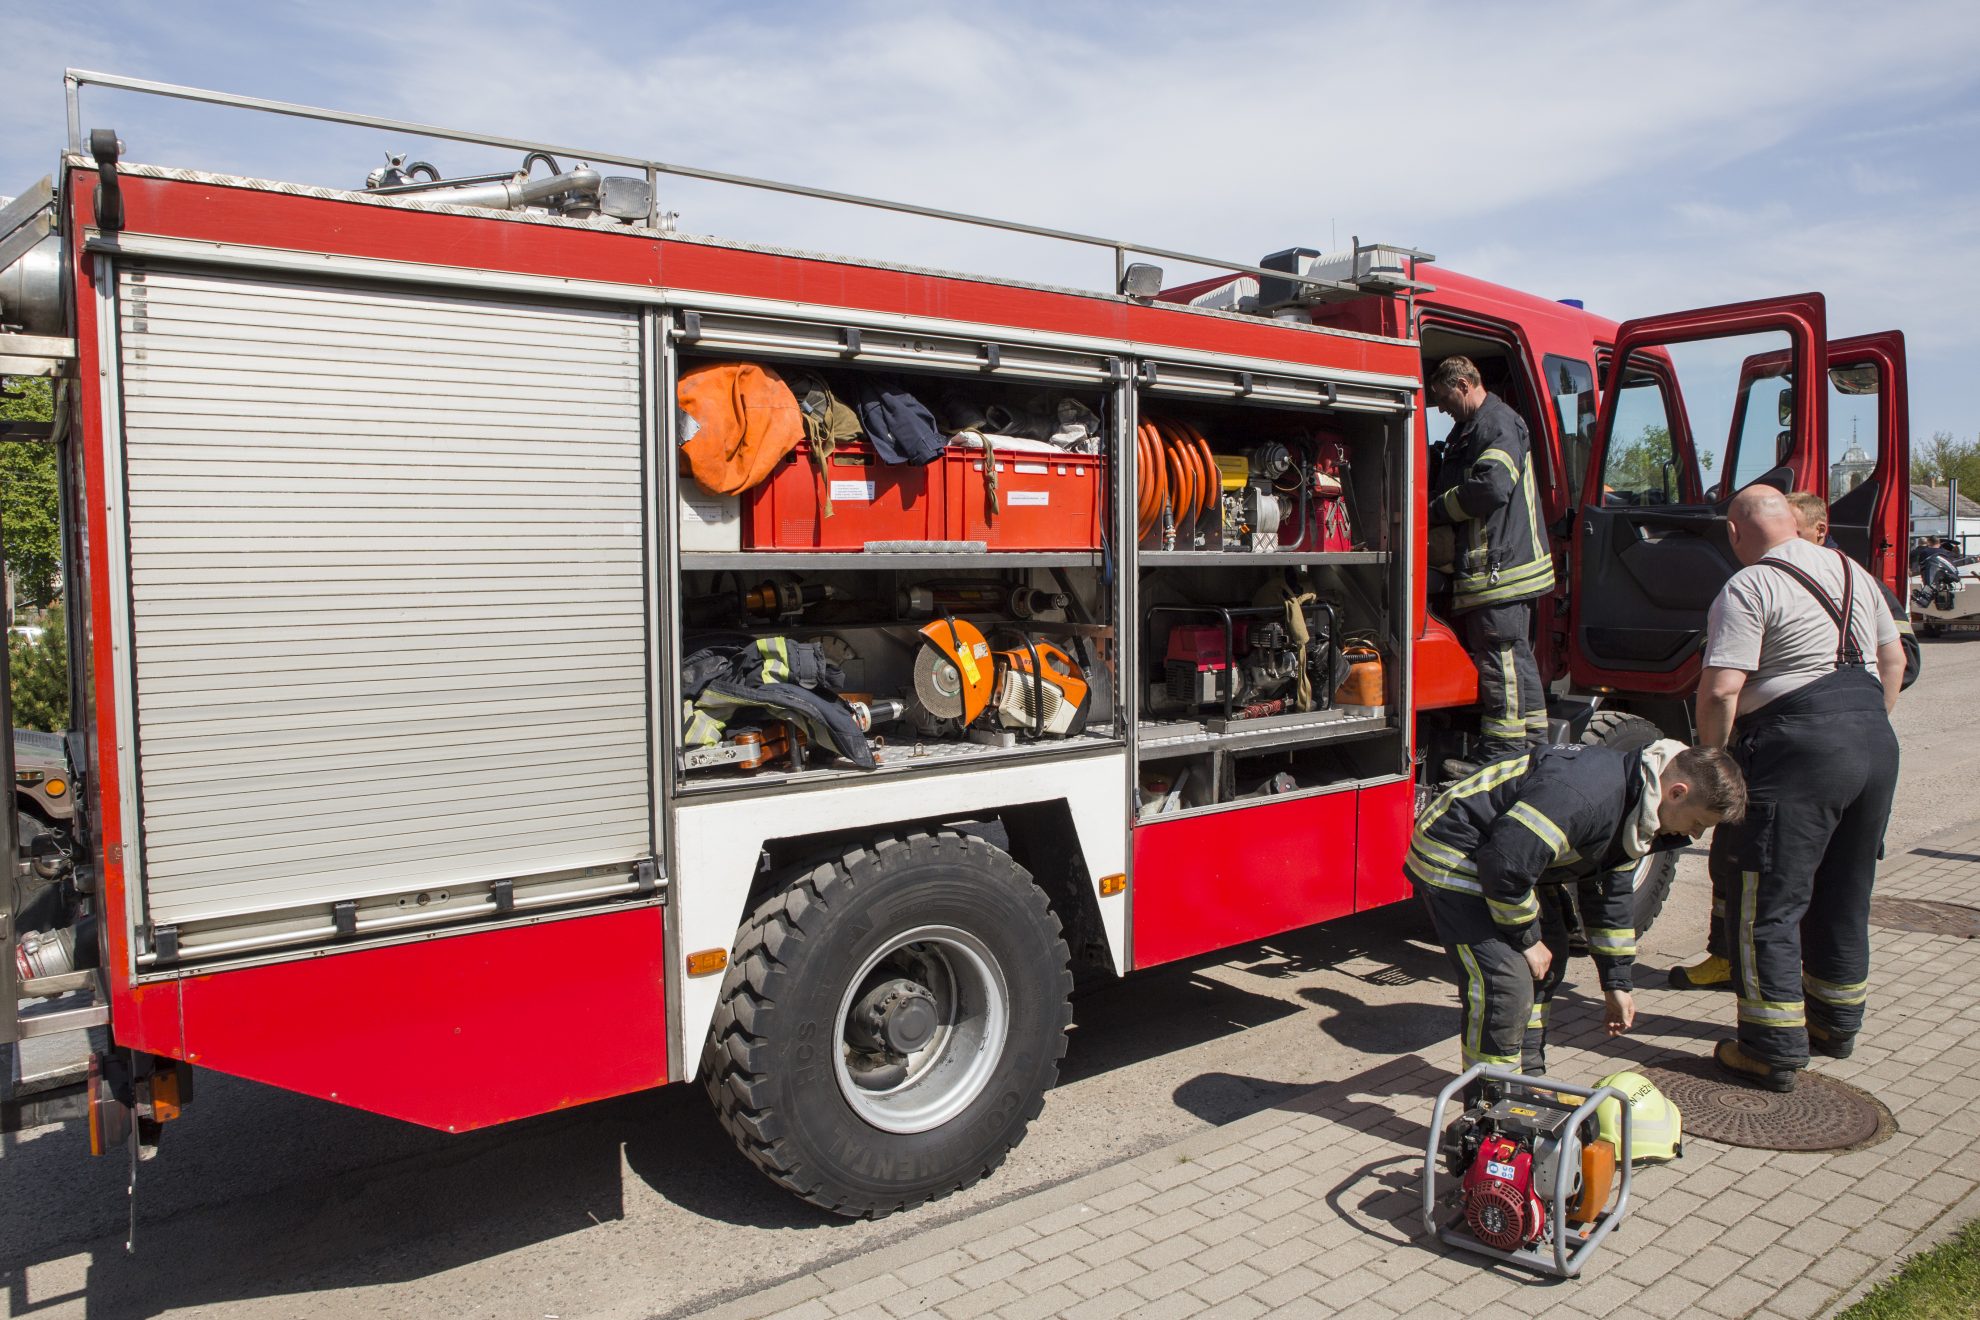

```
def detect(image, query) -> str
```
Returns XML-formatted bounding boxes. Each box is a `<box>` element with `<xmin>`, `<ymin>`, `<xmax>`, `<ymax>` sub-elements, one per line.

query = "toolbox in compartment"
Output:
<box><xmin>946</xmin><ymin>450</ymin><xmax>1107</xmax><ymax>551</ymax></box>
<box><xmin>742</xmin><ymin>441</ymin><xmax>945</xmax><ymax>551</ymax></box>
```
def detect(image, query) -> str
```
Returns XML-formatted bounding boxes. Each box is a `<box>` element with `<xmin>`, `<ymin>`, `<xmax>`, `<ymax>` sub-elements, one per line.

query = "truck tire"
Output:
<box><xmin>1578</xmin><ymin>711</ymin><xmax>1679</xmax><ymax>937</ymax></box>
<box><xmin>702</xmin><ymin>830</ymin><xmax>1072</xmax><ymax>1218</ymax></box>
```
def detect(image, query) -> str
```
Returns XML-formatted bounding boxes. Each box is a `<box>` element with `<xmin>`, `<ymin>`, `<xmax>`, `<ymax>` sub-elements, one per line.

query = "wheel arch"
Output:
<box><xmin>672</xmin><ymin>754</ymin><xmax>1127</xmax><ymax>1077</ymax></box>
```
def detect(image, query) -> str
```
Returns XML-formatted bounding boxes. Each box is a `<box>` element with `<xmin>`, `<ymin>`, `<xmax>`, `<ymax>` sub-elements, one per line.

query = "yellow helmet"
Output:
<box><xmin>1594</xmin><ymin>1070</ymin><xmax>1683</xmax><ymax>1164</ymax></box>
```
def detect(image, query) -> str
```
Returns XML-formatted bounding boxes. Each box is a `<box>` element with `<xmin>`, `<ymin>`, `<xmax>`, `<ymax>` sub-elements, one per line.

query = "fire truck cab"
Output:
<box><xmin>1</xmin><ymin>72</ymin><xmax>1908</xmax><ymax>1220</ymax></box>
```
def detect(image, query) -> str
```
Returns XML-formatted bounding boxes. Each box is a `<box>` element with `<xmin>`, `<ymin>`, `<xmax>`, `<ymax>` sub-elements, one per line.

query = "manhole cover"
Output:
<box><xmin>1641</xmin><ymin>1056</ymin><xmax>1894</xmax><ymax>1152</ymax></box>
<box><xmin>1869</xmin><ymin>897</ymin><xmax>1980</xmax><ymax>937</ymax></box>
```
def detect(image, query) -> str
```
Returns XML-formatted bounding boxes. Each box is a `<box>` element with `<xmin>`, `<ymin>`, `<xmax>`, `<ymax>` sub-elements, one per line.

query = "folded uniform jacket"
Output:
<box><xmin>681</xmin><ymin>633</ymin><xmax>876</xmax><ymax>769</ymax></box>
<box><xmin>854</xmin><ymin>376</ymin><xmax>946</xmax><ymax>466</ymax></box>
<box><xmin>677</xmin><ymin>360</ymin><xmax>804</xmax><ymax>496</ymax></box>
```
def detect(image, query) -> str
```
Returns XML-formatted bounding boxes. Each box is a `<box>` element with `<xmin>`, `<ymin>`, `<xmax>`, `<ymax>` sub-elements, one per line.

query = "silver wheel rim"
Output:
<box><xmin>832</xmin><ymin>924</ymin><xmax>1010</xmax><ymax>1134</ymax></box>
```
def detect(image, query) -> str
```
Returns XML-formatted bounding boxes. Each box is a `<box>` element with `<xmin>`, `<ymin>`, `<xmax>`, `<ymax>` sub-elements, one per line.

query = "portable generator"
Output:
<box><xmin>1421</xmin><ymin>1065</ymin><xmax>1634</xmax><ymax>1278</ymax></box>
<box><xmin>1149</xmin><ymin>599</ymin><xmax>1339</xmax><ymax>722</ymax></box>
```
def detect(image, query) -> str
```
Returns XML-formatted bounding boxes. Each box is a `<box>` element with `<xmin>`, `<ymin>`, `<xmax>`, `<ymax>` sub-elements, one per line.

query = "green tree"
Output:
<box><xmin>1912</xmin><ymin>431</ymin><xmax>1980</xmax><ymax>491</ymax></box>
<box><xmin>7</xmin><ymin>604</ymin><xmax>67</xmax><ymax>732</ymax></box>
<box><xmin>1605</xmin><ymin>424</ymin><xmax>1678</xmax><ymax>500</ymax></box>
<box><xmin>1</xmin><ymin>375</ymin><xmax>61</xmax><ymax>609</ymax></box>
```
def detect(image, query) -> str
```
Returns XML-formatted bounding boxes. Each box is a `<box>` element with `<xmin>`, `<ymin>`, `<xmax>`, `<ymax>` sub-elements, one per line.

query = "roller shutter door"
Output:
<box><xmin>117</xmin><ymin>265</ymin><xmax>653</xmax><ymax>946</ymax></box>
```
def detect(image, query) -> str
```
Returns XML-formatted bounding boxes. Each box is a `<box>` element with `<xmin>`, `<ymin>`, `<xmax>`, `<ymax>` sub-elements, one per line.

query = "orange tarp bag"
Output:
<box><xmin>677</xmin><ymin>361</ymin><xmax>804</xmax><ymax>496</ymax></box>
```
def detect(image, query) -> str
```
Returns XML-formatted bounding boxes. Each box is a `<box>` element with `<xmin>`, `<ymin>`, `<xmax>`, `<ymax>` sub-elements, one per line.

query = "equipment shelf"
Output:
<box><xmin>676</xmin><ymin>729</ymin><xmax>1123</xmax><ymax>796</ymax></box>
<box><xmin>1136</xmin><ymin>708</ymin><xmax>1390</xmax><ymax>759</ymax></box>
<box><xmin>1137</xmin><ymin>550</ymin><xmax>1389</xmax><ymax>566</ymax></box>
<box><xmin>682</xmin><ymin>550</ymin><xmax>1105</xmax><ymax>572</ymax></box>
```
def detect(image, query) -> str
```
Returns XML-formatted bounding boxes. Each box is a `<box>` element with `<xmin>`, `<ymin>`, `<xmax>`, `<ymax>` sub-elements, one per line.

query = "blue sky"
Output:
<box><xmin>7</xmin><ymin>0</ymin><xmax>1977</xmax><ymax>468</ymax></box>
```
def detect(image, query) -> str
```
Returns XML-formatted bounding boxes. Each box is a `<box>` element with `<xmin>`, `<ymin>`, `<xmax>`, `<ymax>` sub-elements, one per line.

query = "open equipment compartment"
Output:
<box><xmin>1129</xmin><ymin>359</ymin><xmax>1412</xmax><ymax>821</ymax></box>
<box><xmin>665</xmin><ymin>310</ymin><xmax>1124</xmax><ymax>792</ymax></box>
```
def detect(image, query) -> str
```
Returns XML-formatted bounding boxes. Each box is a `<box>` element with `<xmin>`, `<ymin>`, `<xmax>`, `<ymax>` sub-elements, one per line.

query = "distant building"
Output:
<box><xmin>1911</xmin><ymin>485</ymin><xmax>1980</xmax><ymax>553</ymax></box>
<box><xmin>1830</xmin><ymin>433</ymin><xmax>1875</xmax><ymax>496</ymax></box>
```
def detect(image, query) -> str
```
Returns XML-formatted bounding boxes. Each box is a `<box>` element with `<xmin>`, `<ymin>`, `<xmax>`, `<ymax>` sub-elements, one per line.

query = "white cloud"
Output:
<box><xmin>324</xmin><ymin>0</ymin><xmax>1980</xmax><ymax>287</ymax></box>
<box><xmin>7</xmin><ymin>0</ymin><xmax>1978</xmax><ymax>437</ymax></box>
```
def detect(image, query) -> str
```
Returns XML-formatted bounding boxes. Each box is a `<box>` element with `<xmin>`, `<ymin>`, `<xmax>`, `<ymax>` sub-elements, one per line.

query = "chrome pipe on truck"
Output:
<box><xmin>363</xmin><ymin>152</ymin><xmax>651</xmax><ymax>223</ymax></box>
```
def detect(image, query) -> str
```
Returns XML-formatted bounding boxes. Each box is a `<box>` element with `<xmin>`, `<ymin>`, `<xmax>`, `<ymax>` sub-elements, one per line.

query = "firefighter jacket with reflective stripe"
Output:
<box><xmin>681</xmin><ymin>632</ymin><xmax>876</xmax><ymax>769</ymax></box>
<box><xmin>1406</xmin><ymin>743</ymin><xmax>1682</xmax><ymax>990</ymax></box>
<box><xmin>1429</xmin><ymin>394</ymin><xmax>1555</xmax><ymax>611</ymax></box>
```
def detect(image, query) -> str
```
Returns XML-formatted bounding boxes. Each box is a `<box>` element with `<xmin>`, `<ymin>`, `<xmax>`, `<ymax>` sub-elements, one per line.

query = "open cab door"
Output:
<box><xmin>1821</xmin><ymin>332</ymin><xmax>1909</xmax><ymax>593</ymax></box>
<box><xmin>1569</xmin><ymin>294</ymin><xmax>1829</xmax><ymax>696</ymax></box>
<box><xmin>1719</xmin><ymin>330</ymin><xmax>1909</xmax><ymax>592</ymax></box>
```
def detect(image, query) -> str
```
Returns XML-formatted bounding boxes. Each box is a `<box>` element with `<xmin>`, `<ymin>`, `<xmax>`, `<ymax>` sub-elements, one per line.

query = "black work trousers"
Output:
<box><xmin>1420</xmin><ymin>882</ymin><xmax>1571</xmax><ymax>1076</ymax></box>
<box><xmin>1708</xmin><ymin>669</ymin><xmax>1899</xmax><ymax>1068</ymax></box>
<box><xmin>1459</xmin><ymin>601</ymin><xmax>1547</xmax><ymax>764</ymax></box>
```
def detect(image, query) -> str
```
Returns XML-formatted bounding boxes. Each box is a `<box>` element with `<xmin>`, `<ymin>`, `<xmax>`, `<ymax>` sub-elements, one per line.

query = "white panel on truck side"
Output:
<box><xmin>116</xmin><ymin>265</ymin><xmax>654</xmax><ymax>951</ymax></box>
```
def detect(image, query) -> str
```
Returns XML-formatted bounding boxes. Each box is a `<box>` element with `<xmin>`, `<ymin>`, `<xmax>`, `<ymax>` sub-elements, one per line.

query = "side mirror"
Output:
<box><xmin>1776</xmin><ymin>384</ymin><xmax>1795</xmax><ymax>429</ymax></box>
<box><xmin>1830</xmin><ymin>363</ymin><xmax>1880</xmax><ymax>396</ymax></box>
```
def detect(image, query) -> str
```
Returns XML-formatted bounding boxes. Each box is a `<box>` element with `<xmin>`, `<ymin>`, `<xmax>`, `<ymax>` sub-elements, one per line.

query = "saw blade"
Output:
<box><xmin>911</xmin><ymin>643</ymin><xmax>967</xmax><ymax>720</ymax></box>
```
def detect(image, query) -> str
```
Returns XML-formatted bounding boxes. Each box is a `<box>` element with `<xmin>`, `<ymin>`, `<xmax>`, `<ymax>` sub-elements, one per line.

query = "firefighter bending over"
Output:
<box><xmin>1408</xmin><ymin>741</ymin><xmax>1746</xmax><ymax>1078</ymax></box>
<box><xmin>1427</xmin><ymin>357</ymin><xmax>1556</xmax><ymax>768</ymax></box>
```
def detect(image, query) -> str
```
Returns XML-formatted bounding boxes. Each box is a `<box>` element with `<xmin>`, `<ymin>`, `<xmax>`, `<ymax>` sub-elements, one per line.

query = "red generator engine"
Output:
<box><xmin>1427</xmin><ymin>1070</ymin><xmax>1631</xmax><ymax>1277</ymax></box>
<box><xmin>1153</xmin><ymin>601</ymin><xmax>1340</xmax><ymax>723</ymax></box>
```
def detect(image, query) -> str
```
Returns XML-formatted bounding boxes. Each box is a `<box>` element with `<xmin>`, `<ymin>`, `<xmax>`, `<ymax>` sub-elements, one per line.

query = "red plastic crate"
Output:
<box><xmin>741</xmin><ymin>441</ymin><xmax>945</xmax><ymax>551</ymax></box>
<box><xmin>945</xmin><ymin>450</ymin><xmax>1107</xmax><ymax>550</ymax></box>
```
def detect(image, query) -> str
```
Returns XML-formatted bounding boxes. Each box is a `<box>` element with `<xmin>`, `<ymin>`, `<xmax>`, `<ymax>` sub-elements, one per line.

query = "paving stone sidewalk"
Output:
<box><xmin>692</xmin><ymin>820</ymin><xmax>1980</xmax><ymax>1320</ymax></box>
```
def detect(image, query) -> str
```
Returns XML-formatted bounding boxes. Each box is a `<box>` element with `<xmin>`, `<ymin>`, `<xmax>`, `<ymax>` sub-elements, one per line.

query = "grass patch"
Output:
<box><xmin>1840</xmin><ymin>1216</ymin><xmax>1980</xmax><ymax>1319</ymax></box>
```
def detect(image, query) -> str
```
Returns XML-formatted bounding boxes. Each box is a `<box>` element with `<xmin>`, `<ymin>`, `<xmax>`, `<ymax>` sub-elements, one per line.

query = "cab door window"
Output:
<box><xmin>1697</xmin><ymin>329</ymin><xmax>1806</xmax><ymax>498</ymax></box>
<box><xmin>1597</xmin><ymin>363</ymin><xmax>1697</xmax><ymax>506</ymax></box>
<box><xmin>1827</xmin><ymin>363</ymin><xmax>1881</xmax><ymax>497</ymax></box>
<box><xmin>1544</xmin><ymin>354</ymin><xmax>1597</xmax><ymax>500</ymax></box>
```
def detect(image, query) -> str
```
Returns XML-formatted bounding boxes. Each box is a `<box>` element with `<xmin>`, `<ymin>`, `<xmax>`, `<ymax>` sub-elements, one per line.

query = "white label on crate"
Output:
<box><xmin>680</xmin><ymin>493</ymin><xmax>725</xmax><ymax>524</ymax></box>
<box><xmin>831</xmin><ymin>480</ymin><xmax>877</xmax><ymax>502</ymax></box>
<box><xmin>1008</xmin><ymin>490</ymin><xmax>1050</xmax><ymax>507</ymax></box>
<box><xmin>1486</xmin><ymin>1160</ymin><xmax>1518</xmax><ymax>1181</ymax></box>
<box><xmin>1016</xmin><ymin>462</ymin><xmax>1049</xmax><ymax>474</ymax></box>
<box><xmin>1056</xmin><ymin>465</ymin><xmax>1069</xmax><ymax>475</ymax></box>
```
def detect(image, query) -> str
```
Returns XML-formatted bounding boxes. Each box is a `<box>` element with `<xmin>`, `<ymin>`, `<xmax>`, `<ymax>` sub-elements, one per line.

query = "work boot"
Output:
<box><xmin>1668</xmin><ymin>954</ymin><xmax>1732</xmax><ymax>990</ymax></box>
<box><xmin>1714</xmin><ymin>1040</ymin><xmax>1797</xmax><ymax>1093</ymax></box>
<box><xmin>1809</xmin><ymin>1024</ymin><xmax>1856</xmax><ymax>1060</ymax></box>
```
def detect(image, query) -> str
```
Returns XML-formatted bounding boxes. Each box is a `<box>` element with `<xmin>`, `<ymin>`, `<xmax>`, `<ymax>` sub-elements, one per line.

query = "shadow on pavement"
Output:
<box><xmin>1</xmin><ymin>1072</ymin><xmax>639</xmax><ymax>1320</ymax></box>
<box><xmin>1298</xmin><ymin>984</ymin><xmax>1451</xmax><ymax>1056</ymax></box>
<box><xmin>1171</xmin><ymin>1072</ymin><xmax>1314</xmax><ymax>1125</ymax></box>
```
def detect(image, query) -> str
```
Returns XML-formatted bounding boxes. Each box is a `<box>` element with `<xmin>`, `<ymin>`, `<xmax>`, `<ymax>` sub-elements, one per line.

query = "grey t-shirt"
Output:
<box><xmin>1703</xmin><ymin>537</ymin><xmax>1898</xmax><ymax>716</ymax></box>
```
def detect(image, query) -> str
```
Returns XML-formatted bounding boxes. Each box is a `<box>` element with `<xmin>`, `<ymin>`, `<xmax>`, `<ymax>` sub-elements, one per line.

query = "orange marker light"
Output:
<box><xmin>1099</xmin><ymin>873</ymin><xmax>1126</xmax><ymax>897</ymax></box>
<box><xmin>45</xmin><ymin>778</ymin><xmax>66</xmax><ymax>798</ymax></box>
<box><xmin>685</xmin><ymin>949</ymin><xmax>729</xmax><ymax>977</ymax></box>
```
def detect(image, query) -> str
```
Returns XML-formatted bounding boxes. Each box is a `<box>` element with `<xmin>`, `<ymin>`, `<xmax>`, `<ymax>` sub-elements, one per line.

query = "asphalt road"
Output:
<box><xmin>6</xmin><ymin>633</ymin><xmax>1979</xmax><ymax>1320</ymax></box>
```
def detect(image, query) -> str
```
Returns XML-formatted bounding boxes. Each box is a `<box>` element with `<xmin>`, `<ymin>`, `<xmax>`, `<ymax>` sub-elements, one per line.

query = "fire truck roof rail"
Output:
<box><xmin>64</xmin><ymin>69</ymin><xmax>1430</xmax><ymax>302</ymax></box>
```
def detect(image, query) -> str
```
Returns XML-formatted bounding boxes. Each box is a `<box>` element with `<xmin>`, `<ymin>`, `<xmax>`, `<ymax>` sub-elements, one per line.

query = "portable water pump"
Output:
<box><xmin>1422</xmin><ymin>1065</ymin><xmax>1635</xmax><ymax>1278</ymax></box>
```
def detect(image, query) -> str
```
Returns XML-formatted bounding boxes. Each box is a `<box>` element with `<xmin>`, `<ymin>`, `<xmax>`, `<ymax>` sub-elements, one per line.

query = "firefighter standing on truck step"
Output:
<box><xmin>1672</xmin><ymin>489</ymin><xmax>1918</xmax><ymax>991</ymax></box>
<box><xmin>1427</xmin><ymin>357</ymin><xmax>1556</xmax><ymax>769</ymax></box>
<box><xmin>1408</xmin><ymin>740</ymin><xmax>1746</xmax><ymax>1079</ymax></box>
<box><xmin>1697</xmin><ymin>485</ymin><xmax>1904</xmax><ymax>1091</ymax></box>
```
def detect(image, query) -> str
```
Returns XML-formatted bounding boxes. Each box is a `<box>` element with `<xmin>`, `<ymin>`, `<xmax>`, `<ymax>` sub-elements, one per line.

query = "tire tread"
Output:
<box><xmin>701</xmin><ymin>830</ymin><xmax>1072</xmax><ymax>1218</ymax></box>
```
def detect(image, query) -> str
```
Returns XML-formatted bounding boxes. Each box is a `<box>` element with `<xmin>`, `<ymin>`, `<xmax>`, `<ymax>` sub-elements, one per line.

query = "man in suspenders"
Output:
<box><xmin>1669</xmin><ymin>489</ymin><xmax>1918</xmax><ymax>992</ymax></box>
<box><xmin>1696</xmin><ymin>486</ymin><xmax>1905</xmax><ymax>1091</ymax></box>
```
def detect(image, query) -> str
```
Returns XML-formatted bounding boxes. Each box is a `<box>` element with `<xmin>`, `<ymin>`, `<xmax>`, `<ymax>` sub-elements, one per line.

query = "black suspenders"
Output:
<box><xmin>1760</xmin><ymin>549</ymin><xmax>1867</xmax><ymax>668</ymax></box>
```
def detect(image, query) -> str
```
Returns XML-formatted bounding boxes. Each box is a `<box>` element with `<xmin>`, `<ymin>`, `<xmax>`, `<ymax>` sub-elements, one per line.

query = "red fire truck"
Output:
<box><xmin>1</xmin><ymin>72</ymin><xmax>1908</xmax><ymax>1218</ymax></box>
